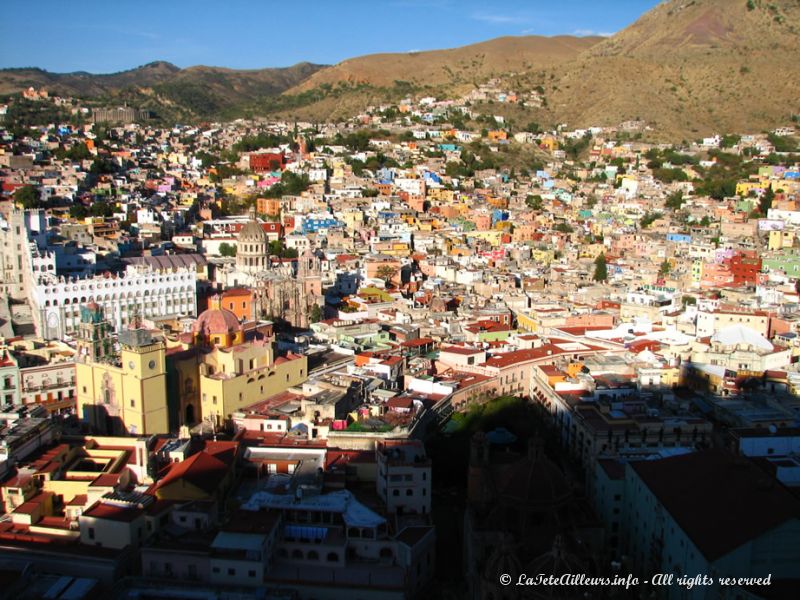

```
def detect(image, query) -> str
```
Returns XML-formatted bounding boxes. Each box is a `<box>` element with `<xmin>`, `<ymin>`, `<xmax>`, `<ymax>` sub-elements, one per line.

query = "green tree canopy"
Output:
<box><xmin>310</xmin><ymin>304</ymin><xmax>323</xmax><ymax>324</ymax></box>
<box><xmin>593</xmin><ymin>253</ymin><xmax>608</xmax><ymax>282</ymax></box>
<box><xmin>14</xmin><ymin>185</ymin><xmax>42</xmax><ymax>209</ymax></box>
<box><xmin>69</xmin><ymin>203</ymin><xmax>88</xmax><ymax>220</ymax></box>
<box><xmin>219</xmin><ymin>242</ymin><xmax>237</xmax><ymax>257</ymax></box>
<box><xmin>376</xmin><ymin>264</ymin><xmax>398</xmax><ymax>285</ymax></box>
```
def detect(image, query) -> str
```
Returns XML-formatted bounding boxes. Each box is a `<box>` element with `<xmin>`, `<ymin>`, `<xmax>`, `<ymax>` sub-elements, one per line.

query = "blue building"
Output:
<box><xmin>491</xmin><ymin>209</ymin><xmax>509</xmax><ymax>226</ymax></box>
<box><xmin>301</xmin><ymin>215</ymin><xmax>342</xmax><ymax>234</ymax></box>
<box><xmin>666</xmin><ymin>233</ymin><xmax>692</xmax><ymax>244</ymax></box>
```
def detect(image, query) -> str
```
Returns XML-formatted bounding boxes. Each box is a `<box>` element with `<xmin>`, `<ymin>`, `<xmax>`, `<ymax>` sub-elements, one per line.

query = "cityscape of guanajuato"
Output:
<box><xmin>0</xmin><ymin>0</ymin><xmax>798</xmax><ymax>598</ymax></box>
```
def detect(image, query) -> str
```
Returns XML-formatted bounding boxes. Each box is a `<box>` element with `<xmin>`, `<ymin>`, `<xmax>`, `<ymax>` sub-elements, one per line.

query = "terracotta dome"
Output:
<box><xmin>192</xmin><ymin>307</ymin><xmax>242</xmax><ymax>336</ymax></box>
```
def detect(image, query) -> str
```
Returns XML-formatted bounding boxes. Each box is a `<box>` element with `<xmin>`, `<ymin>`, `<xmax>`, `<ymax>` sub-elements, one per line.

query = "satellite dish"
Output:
<box><xmin>768</xmin><ymin>424</ymin><xmax>778</xmax><ymax>434</ymax></box>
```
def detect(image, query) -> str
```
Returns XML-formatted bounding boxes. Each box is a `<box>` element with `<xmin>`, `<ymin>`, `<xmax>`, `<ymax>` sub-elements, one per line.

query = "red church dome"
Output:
<box><xmin>192</xmin><ymin>307</ymin><xmax>242</xmax><ymax>337</ymax></box>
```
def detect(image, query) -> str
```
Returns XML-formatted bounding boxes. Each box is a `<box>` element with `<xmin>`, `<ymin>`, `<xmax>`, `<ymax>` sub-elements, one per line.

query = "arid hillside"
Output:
<box><xmin>545</xmin><ymin>0</ymin><xmax>800</xmax><ymax>137</ymax></box>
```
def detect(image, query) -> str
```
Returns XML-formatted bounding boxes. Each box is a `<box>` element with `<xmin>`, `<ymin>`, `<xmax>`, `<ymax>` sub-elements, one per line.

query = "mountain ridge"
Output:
<box><xmin>2</xmin><ymin>0</ymin><xmax>799</xmax><ymax>136</ymax></box>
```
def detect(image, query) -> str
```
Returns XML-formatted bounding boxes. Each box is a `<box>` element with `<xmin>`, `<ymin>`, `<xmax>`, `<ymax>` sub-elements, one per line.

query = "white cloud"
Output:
<box><xmin>572</xmin><ymin>28</ymin><xmax>614</xmax><ymax>37</ymax></box>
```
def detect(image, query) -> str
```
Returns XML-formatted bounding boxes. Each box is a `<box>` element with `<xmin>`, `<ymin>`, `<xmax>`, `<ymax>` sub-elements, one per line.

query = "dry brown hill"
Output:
<box><xmin>290</xmin><ymin>35</ymin><xmax>602</xmax><ymax>92</ymax></box>
<box><xmin>547</xmin><ymin>0</ymin><xmax>800</xmax><ymax>137</ymax></box>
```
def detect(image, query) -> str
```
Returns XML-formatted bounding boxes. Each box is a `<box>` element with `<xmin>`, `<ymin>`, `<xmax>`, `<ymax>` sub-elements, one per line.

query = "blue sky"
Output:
<box><xmin>1</xmin><ymin>0</ymin><xmax>661</xmax><ymax>73</ymax></box>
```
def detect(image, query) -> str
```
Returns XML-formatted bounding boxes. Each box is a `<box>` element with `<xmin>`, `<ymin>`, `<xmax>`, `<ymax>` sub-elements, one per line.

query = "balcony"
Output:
<box><xmin>22</xmin><ymin>381</ymin><xmax>74</xmax><ymax>393</ymax></box>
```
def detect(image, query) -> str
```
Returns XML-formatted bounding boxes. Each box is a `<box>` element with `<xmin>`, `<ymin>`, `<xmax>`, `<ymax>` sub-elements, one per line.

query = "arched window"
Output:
<box><xmin>291</xmin><ymin>549</ymin><xmax>303</xmax><ymax>559</ymax></box>
<box><xmin>307</xmin><ymin>550</ymin><xmax>319</xmax><ymax>560</ymax></box>
<box><xmin>326</xmin><ymin>552</ymin><xmax>338</xmax><ymax>562</ymax></box>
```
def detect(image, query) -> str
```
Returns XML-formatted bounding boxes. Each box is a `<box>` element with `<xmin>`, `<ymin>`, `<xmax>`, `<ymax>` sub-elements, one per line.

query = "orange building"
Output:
<box><xmin>256</xmin><ymin>197</ymin><xmax>282</xmax><ymax>217</ymax></box>
<box><xmin>211</xmin><ymin>288</ymin><xmax>253</xmax><ymax>322</ymax></box>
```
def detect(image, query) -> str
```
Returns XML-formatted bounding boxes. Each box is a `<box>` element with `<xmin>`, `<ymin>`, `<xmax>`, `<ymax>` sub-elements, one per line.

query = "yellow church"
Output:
<box><xmin>75</xmin><ymin>298</ymin><xmax>307</xmax><ymax>435</ymax></box>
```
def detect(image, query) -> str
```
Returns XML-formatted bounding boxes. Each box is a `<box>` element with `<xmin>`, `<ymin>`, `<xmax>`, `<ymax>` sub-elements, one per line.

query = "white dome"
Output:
<box><xmin>711</xmin><ymin>325</ymin><xmax>773</xmax><ymax>351</ymax></box>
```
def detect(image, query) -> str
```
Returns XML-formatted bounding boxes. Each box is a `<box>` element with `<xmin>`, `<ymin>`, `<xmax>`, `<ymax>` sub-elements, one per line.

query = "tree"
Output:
<box><xmin>720</xmin><ymin>134</ymin><xmax>741</xmax><ymax>148</ymax></box>
<box><xmin>14</xmin><ymin>185</ymin><xmax>42</xmax><ymax>209</ymax></box>
<box><xmin>665</xmin><ymin>191</ymin><xmax>685</xmax><ymax>210</ymax></box>
<box><xmin>640</xmin><ymin>212</ymin><xmax>663</xmax><ymax>229</ymax></box>
<box><xmin>554</xmin><ymin>222</ymin><xmax>573</xmax><ymax>234</ymax></box>
<box><xmin>760</xmin><ymin>185</ymin><xmax>775</xmax><ymax>216</ymax></box>
<box><xmin>90</xmin><ymin>201</ymin><xmax>115</xmax><ymax>218</ymax></box>
<box><xmin>376</xmin><ymin>265</ymin><xmax>398</xmax><ymax>286</ymax></box>
<box><xmin>593</xmin><ymin>253</ymin><xmax>608</xmax><ymax>282</ymax></box>
<box><xmin>310</xmin><ymin>304</ymin><xmax>323</xmax><ymax>324</ymax></box>
<box><xmin>659</xmin><ymin>260</ymin><xmax>671</xmax><ymax>277</ymax></box>
<box><xmin>219</xmin><ymin>242</ymin><xmax>237</xmax><ymax>257</ymax></box>
<box><xmin>69</xmin><ymin>203</ymin><xmax>88</xmax><ymax>220</ymax></box>
<box><xmin>526</xmin><ymin>194</ymin><xmax>543</xmax><ymax>210</ymax></box>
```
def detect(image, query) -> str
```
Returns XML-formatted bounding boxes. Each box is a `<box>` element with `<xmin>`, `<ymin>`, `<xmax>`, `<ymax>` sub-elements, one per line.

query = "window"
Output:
<box><xmin>248</xmin><ymin>570</ymin><xmax>256</xmax><ymax>578</ymax></box>
<box><xmin>327</xmin><ymin>552</ymin><xmax>338</xmax><ymax>562</ymax></box>
<box><xmin>393</xmin><ymin>490</ymin><xmax>400</xmax><ymax>496</ymax></box>
<box><xmin>130</xmin><ymin>399</ymin><xmax>135</xmax><ymax>407</ymax></box>
<box><xmin>406</xmin><ymin>489</ymin><xmax>413</xmax><ymax>496</ymax></box>
<box><xmin>228</xmin><ymin>568</ymin><xmax>235</xmax><ymax>576</ymax></box>
<box><xmin>88</xmin><ymin>527</ymin><xmax>95</xmax><ymax>540</ymax></box>
<box><xmin>212</xmin><ymin>567</ymin><xmax>220</xmax><ymax>573</ymax></box>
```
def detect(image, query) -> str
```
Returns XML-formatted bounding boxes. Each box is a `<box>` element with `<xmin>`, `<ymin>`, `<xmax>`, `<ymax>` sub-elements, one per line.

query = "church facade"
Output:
<box><xmin>216</xmin><ymin>214</ymin><xmax>323</xmax><ymax>328</ymax></box>
<box><xmin>75</xmin><ymin>299</ymin><xmax>307</xmax><ymax>435</ymax></box>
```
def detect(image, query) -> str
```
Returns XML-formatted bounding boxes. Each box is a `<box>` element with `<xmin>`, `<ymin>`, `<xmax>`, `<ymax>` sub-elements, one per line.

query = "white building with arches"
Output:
<box><xmin>31</xmin><ymin>259</ymin><xmax>200</xmax><ymax>340</ymax></box>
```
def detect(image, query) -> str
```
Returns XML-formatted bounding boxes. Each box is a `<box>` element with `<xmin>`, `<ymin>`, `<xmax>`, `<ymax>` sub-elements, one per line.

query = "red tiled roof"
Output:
<box><xmin>221</xmin><ymin>287</ymin><xmax>252</xmax><ymax>298</ymax></box>
<box><xmin>202</xmin><ymin>440</ymin><xmax>238</xmax><ymax>466</ymax></box>
<box><xmin>90</xmin><ymin>473</ymin><xmax>122</xmax><ymax>488</ymax></box>
<box><xmin>440</xmin><ymin>346</ymin><xmax>483</xmax><ymax>356</ymax></box>
<box><xmin>631</xmin><ymin>450</ymin><xmax>800</xmax><ymax>561</ymax></box>
<box><xmin>155</xmin><ymin>451</ymin><xmax>230</xmax><ymax>495</ymax></box>
<box><xmin>400</xmin><ymin>337</ymin><xmax>434</xmax><ymax>347</ymax></box>
<box><xmin>83</xmin><ymin>501</ymin><xmax>143</xmax><ymax>523</ymax></box>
